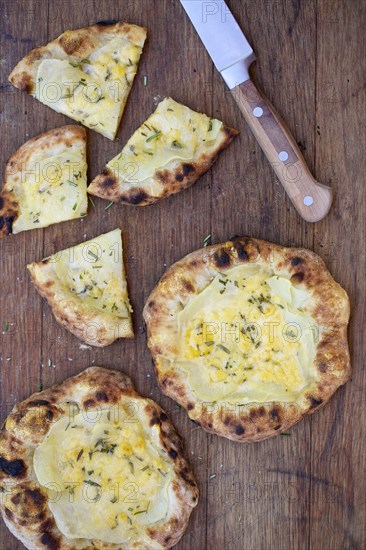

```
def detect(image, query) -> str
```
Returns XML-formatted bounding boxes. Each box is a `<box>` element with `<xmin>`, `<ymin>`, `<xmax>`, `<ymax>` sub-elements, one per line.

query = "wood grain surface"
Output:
<box><xmin>0</xmin><ymin>1</ymin><xmax>365</xmax><ymax>549</ymax></box>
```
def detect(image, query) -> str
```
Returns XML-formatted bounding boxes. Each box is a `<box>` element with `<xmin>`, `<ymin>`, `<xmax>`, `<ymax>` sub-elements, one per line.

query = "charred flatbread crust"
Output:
<box><xmin>8</xmin><ymin>21</ymin><xmax>147</xmax><ymax>139</ymax></box>
<box><xmin>88</xmin><ymin>98</ymin><xmax>239</xmax><ymax>205</ymax></box>
<box><xmin>8</xmin><ymin>20</ymin><xmax>146</xmax><ymax>93</ymax></box>
<box><xmin>88</xmin><ymin>127</ymin><xmax>238</xmax><ymax>205</ymax></box>
<box><xmin>143</xmin><ymin>237</ymin><xmax>351</xmax><ymax>442</ymax></box>
<box><xmin>0</xmin><ymin>367</ymin><xmax>198</xmax><ymax>549</ymax></box>
<box><xmin>0</xmin><ymin>125</ymin><xmax>87</xmax><ymax>237</ymax></box>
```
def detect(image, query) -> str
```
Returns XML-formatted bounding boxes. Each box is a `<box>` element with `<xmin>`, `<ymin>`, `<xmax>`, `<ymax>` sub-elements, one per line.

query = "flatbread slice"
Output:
<box><xmin>143</xmin><ymin>237</ymin><xmax>351</xmax><ymax>442</ymax></box>
<box><xmin>88</xmin><ymin>97</ymin><xmax>239</xmax><ymax>205</ymax></box>
<box><xmin>8</xmin><ymin>21</ymin><xmax>147</xmax><ymax>140</ymax></box>
<box><xmin>0</xmin><ymin>125</ymin><xmax>87</xmax><ymax>236</ymax></box>
<box><xmin>27</xmin><ymin>228</ymin><xmax>133</xmax><ymax>346</ymax></box>
<box><xmin>0</xmin><ymin>367</ymin><xmax>198</xmax><ymax>549</ymax></box>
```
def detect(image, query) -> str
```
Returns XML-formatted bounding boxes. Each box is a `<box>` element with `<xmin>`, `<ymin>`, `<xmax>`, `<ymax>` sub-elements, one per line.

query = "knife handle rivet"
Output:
<box><xmin>253</xmin><ymin>107</ymin><xmax>263</xmax><ymax>118</ymax></box>
<box><xmin>303</xmin><ymin>195</ymin><xmax>314</xmax><ymax>207</ymax></box>
<box><xmin>278</xmin><ymin>151</ymin><xmax>289</xmax><ymax>161</ymax></box>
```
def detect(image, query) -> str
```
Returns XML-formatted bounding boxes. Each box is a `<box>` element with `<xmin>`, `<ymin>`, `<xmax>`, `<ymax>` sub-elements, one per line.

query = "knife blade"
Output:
<box><xmin>180</xmin><ymin>0</ymin><xmax>333</xmax><ymax>223</ymax></box>
<box><xmin>180</xmin><ymin>0</ymin><xmax>255</xmax><ymax>88</ymax></box>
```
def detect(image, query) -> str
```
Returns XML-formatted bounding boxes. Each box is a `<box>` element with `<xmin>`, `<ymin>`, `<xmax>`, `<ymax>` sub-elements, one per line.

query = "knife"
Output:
<box><xmin>180</xmin><ymin>0</ymin><xmax>332</xmax><ymax>222</ymax></box>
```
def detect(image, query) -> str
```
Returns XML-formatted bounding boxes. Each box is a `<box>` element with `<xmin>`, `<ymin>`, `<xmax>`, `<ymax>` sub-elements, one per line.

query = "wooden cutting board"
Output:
<box><xmin>0</xmin><ymin>1</ymin><xmax>365</xmax><ymax>549</ymax></box>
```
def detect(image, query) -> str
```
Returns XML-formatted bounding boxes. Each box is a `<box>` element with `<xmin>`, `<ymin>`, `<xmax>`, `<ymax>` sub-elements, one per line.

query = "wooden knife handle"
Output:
<box><xmin>232</xmin><ymin>79</ymin><xmax>332</xmax><ymax>222</ymax></box>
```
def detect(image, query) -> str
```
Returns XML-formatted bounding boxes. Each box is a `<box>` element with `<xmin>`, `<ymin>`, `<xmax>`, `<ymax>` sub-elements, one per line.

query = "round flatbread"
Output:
<box><xmin>0</xmin><ymin>367</ymin><xmax>198</xmax><ymax>549</ymax></box>
<box><xmin>143</xmin><ymin>237</ymin><xmax>351</xmax><ymax>442</ymax></box>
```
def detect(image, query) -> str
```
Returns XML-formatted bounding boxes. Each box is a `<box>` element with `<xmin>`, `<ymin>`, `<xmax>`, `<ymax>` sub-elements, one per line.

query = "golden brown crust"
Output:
<box><xmin>27</xmin><ymin>229</ymin><xmax>134</xmax><ymax>347</ymax></box>
<box><xmin>27</xmin><ymin>261</ymin><xmax>134</xmax><ymax>347</ymax></box>
<box><xmin>8</xmin><ymin>21</ymin><xmax>147</xmax><ymax>95</ymax></box>
<box><xmin>143</xmin><ymin>237</ymin><xmax>351</xmax><ymax>442</ymax></box>
<box><xmin>0</xmin><ymin>367</ymin><xmax>198</xmax><ymax>549</ymax></box>
<box><xmin>0</xmin><ymin>125</ymin><xmax>86</xmax><ymax>237</ymax></box>
<box><xmin>88</xmin><ymin>126</ymin><xmax>239</xmax><ymax>205</ymax></box>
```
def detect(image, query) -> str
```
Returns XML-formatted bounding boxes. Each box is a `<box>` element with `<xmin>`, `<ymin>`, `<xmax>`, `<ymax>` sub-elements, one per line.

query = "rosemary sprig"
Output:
<box><xmin>203</xmin><ymin>234</ymin><xmax>211</xmax><ymax>247</ymax></box>
<box><xmin>146</xmin><ymin>130</ymin><xmax>161</xmax><ymax>142</ymax></box>
<box><xmin>84</xmin><ymin>479</ymin><xmax>101</xmax><ymax>487</ymax></box>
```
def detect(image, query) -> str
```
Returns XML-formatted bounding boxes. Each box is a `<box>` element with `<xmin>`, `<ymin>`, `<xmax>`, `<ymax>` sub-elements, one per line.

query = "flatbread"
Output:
<box><xmin>27</xmin><ymin>228</ymin><xmax>134</xmax><ymax>346</ymax></box>
<box><xmin>0</xmin><ymin>125</ymin><xmax>87</xmax><ymax>236</ymax></box>
<box><xmin>9</xmin><ymin>21</ymin><xmax>147</xmax><ymax>140</ymax></box>
<box><xmin>0</xmin><ymin>367</ymin><xmax>198</xmax><ymax>549</ymax></box>
<box><xmin>88</xmin><ymin>97</ymin><xmax>239</xmax><ymax>205</ymax></box>
<box><xmin>143</xmin><ymin>237</ymin><xmax>351</xmax><ymax>442</ymax></box>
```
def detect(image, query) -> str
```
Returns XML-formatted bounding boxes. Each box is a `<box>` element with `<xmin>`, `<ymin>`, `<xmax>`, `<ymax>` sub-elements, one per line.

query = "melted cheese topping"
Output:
<box><xmin>52</xmin><ymin>228</ymin><xmax>132</xmax><ymax>319</ymax></box>
<box><xmin>35</xmin><ymin>37</ymin><xmax>144</xmax><ymax>139</ymax></box>
<box><xmin>34</xmin><ymin>406</ymin><xmax>172</xmax><ymax>544</ymax></box>
<box><xmin>106</xmin><ymin>97</ymin><xmax>223</xmax><ymax>185</ymax></box>
<box><xmin>9</xmin><ymin>142</ymin><xmax>87</xmax><ymax>234</ymax></box>
<box><xmin>176</xmin><ymin>265</ymin><xmax>318</xmax><ymax>404</ymax></box>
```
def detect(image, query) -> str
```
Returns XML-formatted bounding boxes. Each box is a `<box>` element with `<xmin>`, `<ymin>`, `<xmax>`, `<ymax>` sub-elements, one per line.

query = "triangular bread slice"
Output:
<box><xmin>87</xmin><ymin>97</ymin><xmax>239</xmax><ymax>205</ymax></box>
<box><xmin>27</xmin><ymin>228</ymin><xmax>134</xmax><ymax>346</ymax></box>
<box><xmin>9</xmin><ymin>21</ymin><xmax>147</xmax><ymax>140</ymax></box>
<box><xmin>0</xmin><ymin>125</ymin><xmax>87</xmax><ymax>236</ymax></box>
